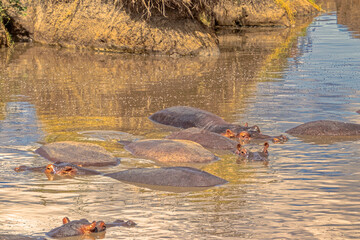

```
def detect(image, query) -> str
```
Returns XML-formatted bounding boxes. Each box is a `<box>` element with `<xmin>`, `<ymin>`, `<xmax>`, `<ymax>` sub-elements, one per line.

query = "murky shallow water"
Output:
<box><xmin>1</xmin><ymin>9</ymin><xmax>360</xmax><ymax>240</ymax></box>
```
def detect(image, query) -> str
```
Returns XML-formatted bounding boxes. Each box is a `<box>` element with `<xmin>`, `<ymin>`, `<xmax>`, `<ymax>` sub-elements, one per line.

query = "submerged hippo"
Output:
<box><xmin>235</xmin><ymin>142</ymin><xmax>269</xmax><ymax>161</ymax></box>
<box><xmin>35</xmin><ymin>141</ymin><xmax>119</xmax><ymax>167</ymax></box>
<box><xmin>105</xmin><ymin>166</ymin><xmax>228</xmax><ymax>188</ymax></box>
<box><xmin>121</xmin><ymin>139</ymin><xmax>218</xmax><ymax>163</ymax></box>
<box><xmin>149</xmin><ymin>106</ymin><xmax>259</xmax><ymax>134</ymax></box>
<box><xmin>15</xmin><ymin>162</ymin><xmax>101</xmax><ymax>180</ymax></box>
<box><xmin>286</xmin><ymin>120</ymin><xmax>360</xmax><ymax>136</ymax></box>
<box><xmin>166</xmin><ymin>127</ymin><xmax>238</xmax><ymax>150</ymax></box>
<box><xmin>223</xmin><ymin>129</ymin><xmax>288</xmax><ymax>143</ymax></box>
<box><xmin>46</xmin><ymin>217</ymin><xmax>135</xmax><ymax>238</ymax></box>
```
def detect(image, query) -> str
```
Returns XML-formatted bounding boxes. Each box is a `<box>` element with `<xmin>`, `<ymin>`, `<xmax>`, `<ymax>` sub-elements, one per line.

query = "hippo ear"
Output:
<box><xmin>62</xmin><ymin>217</ymin><xmax>70</xmax><ymax>224</ymax></box>
<box><xmin>263</xmin><ymin>142</ymin><xmax>269</xmax><ymax>153</ymax></box>
<box><xmin>237</xmin><ymin>143</ymin><xmax>242</xmax><ymax>151</ymax></box>
<box><xmin>244</xmin><ymin>122</ymin><xmax>248</xmax><ymax>127</ymax></box>
<box><xmin>45</xmin><ymin>164</ymin><xmax>54</xmax><ymax>174</ymax></box>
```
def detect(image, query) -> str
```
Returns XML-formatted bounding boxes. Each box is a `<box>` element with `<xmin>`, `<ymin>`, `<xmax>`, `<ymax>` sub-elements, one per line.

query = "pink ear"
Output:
<box><xmin>263</xmin><ymin>142</ymin><xmax>269</xmax><ymax>153</ymax></box>
<box><xmin>237</xmin><ymin>143</ymin><xmax>242</xmax><ymax>150</ymax></box>
<box><xmin>62</xmin><ymin>217</ymin><xmax>70</xmax><ymax>224</ymax></box>
<box><xmin>244</xmin><ymin>122</ymin><xmax>248</xmax><ymax>127</ymax></box>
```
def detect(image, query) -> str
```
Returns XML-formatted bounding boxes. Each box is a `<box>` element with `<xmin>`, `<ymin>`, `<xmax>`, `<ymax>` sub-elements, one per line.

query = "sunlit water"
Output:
<box><xmin>1</xmin><ymin>10</ymin><xmax>360</xmax><ymax>240</ymax></box>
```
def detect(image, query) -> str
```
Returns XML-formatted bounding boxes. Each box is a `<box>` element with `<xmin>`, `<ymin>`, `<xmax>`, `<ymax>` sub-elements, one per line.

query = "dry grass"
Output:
<box><xmin>117</xmin><ymin>0</ymin><xmax>219</xmax><ymax>18</ymax></box>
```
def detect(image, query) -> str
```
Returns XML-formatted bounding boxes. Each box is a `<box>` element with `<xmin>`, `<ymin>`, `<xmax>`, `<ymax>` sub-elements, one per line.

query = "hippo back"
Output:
<box><xmin>35</xmin><ymin>141</ymin><xmax>119</xmax><ymax>167</ymax></box>
<box><xmin>125</xmin><ymin>139</ymin><xmax>218</xmax><ymax>163</ymax></box>
<box><xmin>149</xmin><ymin>106</ymin><xmax>227</xmax><ymax>129</ymax></box>
<box><xmin>105</xmin><ymin>167</ymin><xmax>228</xmax><ymax>187</ymax></box>
<box><xmin>286</xmin><ymin>120</ymin><xmax>360</xmax><ymax>136</ymax></box>
<box><xmin>46</xmin><ymin>219</ymin><xmax>91</xmax><ymax>238</ymax></box>
<box><xmin>166</xmin><ymin>127</ymin><xmax>237</xmax><ymax>150</ymax></box>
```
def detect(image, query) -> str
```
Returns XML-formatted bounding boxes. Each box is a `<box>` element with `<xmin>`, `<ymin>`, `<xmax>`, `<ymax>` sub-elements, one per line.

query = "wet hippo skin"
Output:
<box><xmin>286</xmin><ymin>120</ymin><xmax>360</xmax><ymax>136</ymax></box>
<box><xmin>35</xmin><ymin>141</ymin><xmax>119</xmax><ymax>167</ymax></box>
<box><xmin>166</xmin><ymin>127</ymin><xmax>238</xmax><ymax>150</ymax></box>
<box><xmin>44</xmin><ymin>162</ymin><xmax>102</xmax><ymax>176</ymax></box>
<box><xmin>105</xmin><ymin>167</ymin><xmax>228</xmax><ymax>187</ymax></box>
<box><xmin>235</xmin><ymin>142</ymin><xmax>269</xmax><ymax>162</ymax></box>
<box><xmin>149</xmin><ymin>106</ymin><xmax>256</xmax><ymax>134</ymax></box>
<box><xmin>46</xmin><ymin>217</ymin><xmax>136</xmax><ymax>238</ymax></box>
<box><xmin>122</xmin><ymin>139</ymin><xmax>218</xmax><ymax>163</ymax></box>
<box><xmin>223</xmin><ymin>129</ymin><xmax>288</xmax><ymax>143</ymax></box>
<box><xmin>149</xmin><ymin>106</ymin><xmax>228</xmax><ymax>129</ymax></box>
<box><xmin>15</xmin><ymin>162</ymin><xmax>102</xmax><ymax>175</ymax></box>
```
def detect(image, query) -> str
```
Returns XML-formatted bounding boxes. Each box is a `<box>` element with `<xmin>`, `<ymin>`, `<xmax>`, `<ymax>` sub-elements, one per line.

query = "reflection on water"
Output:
<box><xmin>318</xmin><ymin>0</ymin><xmax>360</xmax><ymax>38</ymax></box>
<box><xmin>1</xmin><ymin>9</ymin><xmax>360</xmax><ymax>240</ymax></box>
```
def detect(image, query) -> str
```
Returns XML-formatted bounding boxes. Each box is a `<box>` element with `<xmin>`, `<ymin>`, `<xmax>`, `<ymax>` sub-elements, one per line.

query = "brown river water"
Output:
<box><xmin>0</xmin><ymin>2</ymin><xmax>360</xmax><ymax>240</ymax></box>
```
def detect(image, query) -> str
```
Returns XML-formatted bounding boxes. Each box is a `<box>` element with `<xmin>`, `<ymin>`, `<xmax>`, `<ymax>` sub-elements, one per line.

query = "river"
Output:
<box><xmin>0</xmin><ymin>2</ymin><xmax>359</xmax><ymax>240</ymax></box>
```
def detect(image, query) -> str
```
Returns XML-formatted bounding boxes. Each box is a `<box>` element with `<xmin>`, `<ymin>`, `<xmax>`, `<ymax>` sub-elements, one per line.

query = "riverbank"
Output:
<box><xmin>1</xmin><ymin>0</ymin><xmax>320</xmax><ymax>55</ymax></box>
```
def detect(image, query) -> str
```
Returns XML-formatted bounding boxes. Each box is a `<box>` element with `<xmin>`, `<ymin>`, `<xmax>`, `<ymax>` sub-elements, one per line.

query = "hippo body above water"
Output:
<box><xmin>122</xmin><ymin>139</ymin><xmax>218</xmax><ymax>163</ymax></box>
<box><xmin>286</xmin><ymin>120</ymin><xmax>360</xmax><ymax>136</ymax></box>
<box><xmin>35</xmin><ymin>141</ymin><xmax>119</xmax><ymax>167</ymax></box>
<box><xmin>166</xmin><ymin>127</ymin><xmax>238</xmax><ymax>150</ymax></box>
<box><xmin>105</xmin><ymin>167</ymin><xmax>228</xmax><ymax>188</ymax></box>
<box><xmin>46</xmin><ymin>217</ymin><xmax>135</xmax><ymax>238</ymax></box>
<box><xmin>149</xmin><ymin>106</ymin><xmax>255</xmax><ymax>134</ymax></box>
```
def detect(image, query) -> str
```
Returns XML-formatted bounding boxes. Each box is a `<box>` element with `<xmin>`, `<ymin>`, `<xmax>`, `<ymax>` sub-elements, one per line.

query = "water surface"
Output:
<box><xmin>0</xmin><ymin>6</ymin><xmax>360</xmax><ymax>240</ymax></box>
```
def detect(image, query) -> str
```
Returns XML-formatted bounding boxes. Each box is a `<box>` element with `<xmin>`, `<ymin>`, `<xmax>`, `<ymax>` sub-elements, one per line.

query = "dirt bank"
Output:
<box><xmin>1</xmin><ymin>0</ymin><xmax>320</xmax><ymax>55</ymax></box>
<box><xmin>214</xmin><ymin>0</ymin><xmax>319</xmax><ymax>27</ymax></box>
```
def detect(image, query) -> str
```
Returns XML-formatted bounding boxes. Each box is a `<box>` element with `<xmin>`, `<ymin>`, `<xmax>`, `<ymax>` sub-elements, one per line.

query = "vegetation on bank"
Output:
<box><xmin>0</xmin><ymin>0</ymin><xmax>321</xmax><ymax>48</ymax></box>
<box><xmin>275</xmin><ymin>0</ymin><xmax>322</xmax><ymax>24</ymax></box>
<box><xmin>0</xmin><ymin>0</ymin><xmax>26</xmax><ymax>47</ymax></box>
<box><xmin>120</xmin><ymin>0</ymin><xmax>219</xmax><ymax>18</ymax></box>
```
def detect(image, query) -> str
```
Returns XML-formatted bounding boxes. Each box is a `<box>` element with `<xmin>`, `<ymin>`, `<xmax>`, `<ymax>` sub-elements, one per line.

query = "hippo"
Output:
<box><xmin>235</xmin><ymin>142</ymin><xmax>269</xmax><ymax>162</ymax></box>
<box><xmin>105</xmin><ymin>166</ymin><xmax>228</xmax><ymax>188</ymax></box>
<box><xmin>78</xmin><ymin>130</ymin><xmax>143</xmax><ymax>142</ymax></box>
<box><xmin>0</xmin><ymin>235</ymin><xmax>44</xmax><ymax>240</ymax></box>
<box><xmin>223</xmin><ymin>129</ymin><xmax>288</xmax><ymax>143</ymax></box>
<box><xmin>35</xmin><ymin>141</ymin><xmax>119</xmax><ymax>167</ymax></box>
<box><xmin>286</xmin><ymin>120</ymin><xmax>360</xmax><ymax>136</ymax></box>
<box><xmin>46</xmin><ymin>217</ymin><xmax>135</xmax><ymax>238</ymax></box>
<box><xmin>166</xmin><ymin>127</ymin><xmax>238</xmax><ymax>150</ymax></box>
<box><xmin>14</xmin><ymin>162</ymin><xmax>101</xmax><ymax>180</ymax></box>
<box><xmin>149</xmin><ymin>106</ymin><xmax>259</xmax><ymax>135</ymax></box>
<box><xmin>121</xmin><ymin>139</ymin><xmax>218</xmax><ymax>163</ymax></box>
<box><xmin>357</xmin><ymin>110</ymin><xmax>360</xmax><ymax>114</ymax></box>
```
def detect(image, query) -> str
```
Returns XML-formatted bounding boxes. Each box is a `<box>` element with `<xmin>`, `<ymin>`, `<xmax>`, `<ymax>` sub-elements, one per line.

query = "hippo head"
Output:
<box><xmin>235</xmin><ymin>143</ymin><xmax>249</xmax><ymax>159</ymax></box>
<box><xmin>236</xmin><ymin>142</ymin><xmax>269</xmax><ymax>160</ymax></box>
<box><xmin>14</xmin><ymin>165</ymin><xmax>29</xmax><ymax>172</ymax></box>
<box><xmin>221</xmin><ymin>129</ymin><xmax>237</xmax><ymax>138</ymax></box>
<box><xmin>236</xmin><ymin>131</ymin><xmax>252</xmax><ymax>141</ymax></box>
<box><xmin>272</xmin><ymin>135</ymin><xmax>288</xmax><ymax>143</ymax></box>
<box><xmin>44</xmin><ymin>163</ymin><xmax>78</xmax><ymax>177</ymax></box>
<box><xmin>47</xmin><ymin>217</ymin><xmax>106</xmax><ymax>238</ymax></box>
